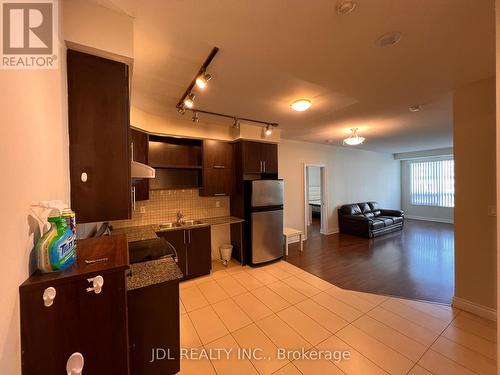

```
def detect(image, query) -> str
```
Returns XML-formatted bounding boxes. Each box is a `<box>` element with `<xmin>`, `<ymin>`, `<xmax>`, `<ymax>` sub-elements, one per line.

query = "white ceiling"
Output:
<box><xmin>94</xmin><ymin>0</ymin><xmax>495</xmax><ymax>153</ymax></box>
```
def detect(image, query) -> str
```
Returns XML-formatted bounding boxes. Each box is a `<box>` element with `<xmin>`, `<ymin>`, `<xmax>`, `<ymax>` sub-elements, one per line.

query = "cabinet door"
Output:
<box><xmin>200</xmin><ymin>169</ymin><xmax>234</xmax><ymax>196</ymax></box>
<box><xmin>67</xmin><ymin>50</ymin><xmax>131</xmax><ymax>223</ymax></box>
<box><xmin>203</xmin><ymin>140</ymin><xmax>233</xmax><ymax>169</ymax></box>
<box><xmin>157</xmin><ymin>230</ymin><xmax>187</xmax><ymax>277</ymax></box>
<box><xmin>186</xmin><ymin>227</ymin><xmax>211</xmax><ymax>278</ymax></box>
<box><xmin>128</xmin><ymin>281</ymin><xmax>180</xmax><ymax>375</ymax></box>
<box><xmin>262</xmin><ymin>143</ymin><xmax>278</xmax><ymax>174</ymax></box>
<box><xmin>20</xmin><ymin>272</ymin><xmax>128</xmax><ymax>375</ymax></box>
<box><xmin>242</xmin><ymin>141</ymin><xmax>264</xmax><ymax>174</ymax></box>
<box><xmin>131</xmin><ymin>129</ymin><xmax>150</xmax><ymax>201</ymax></box>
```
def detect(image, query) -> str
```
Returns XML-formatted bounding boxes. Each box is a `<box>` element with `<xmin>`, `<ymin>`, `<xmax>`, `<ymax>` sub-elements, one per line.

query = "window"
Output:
<box><xmin>410</xmin><ymin>159</ymin><xmax>454</xmax><ymax>207</ymax></box>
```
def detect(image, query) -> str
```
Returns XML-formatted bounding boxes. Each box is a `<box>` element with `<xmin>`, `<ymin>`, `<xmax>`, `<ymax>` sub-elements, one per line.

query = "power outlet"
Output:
<box><xmin>216</xmin><ymin>201</ymin><xmax>220</xmax><ymax>208</ymax></box>
<box><xmin>488</xmin><ymin>205</ymin><xmax>497</xmax><ymax>217</ymax></box>
<box><xmin>140</xmin><ymin>206</ymin><xmax>146</xmax><ymax>214</ymax></box>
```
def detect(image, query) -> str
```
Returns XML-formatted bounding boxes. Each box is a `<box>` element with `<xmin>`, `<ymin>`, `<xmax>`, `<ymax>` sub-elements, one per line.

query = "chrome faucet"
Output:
<box><xmin>176</xmin><ymin>211</ymin><xmax>184</xmax><ymax>225</ymax></box>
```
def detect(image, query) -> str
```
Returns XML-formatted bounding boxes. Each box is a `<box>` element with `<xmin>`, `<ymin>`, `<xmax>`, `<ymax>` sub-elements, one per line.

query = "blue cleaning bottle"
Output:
<box><xmin>47</xmin><ymin>216</ymin><xmax>76</xmax><ymax>271</ymax></box>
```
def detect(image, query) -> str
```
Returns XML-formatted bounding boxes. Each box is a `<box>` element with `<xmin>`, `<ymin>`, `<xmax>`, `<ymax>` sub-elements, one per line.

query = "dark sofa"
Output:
<box><xmin>338</xmin><ymin>202</ymin><xmax>404</xmax><ymax>238</ymax></box>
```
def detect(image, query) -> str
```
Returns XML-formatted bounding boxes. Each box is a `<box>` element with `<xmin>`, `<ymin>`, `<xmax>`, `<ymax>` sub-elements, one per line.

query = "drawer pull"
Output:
<box><xmin>66</xmin><ymin>352</ymin><xmax>84</xmax><ymax>375</ymax></box>
<box><xmin>213</xmin><ymin>165</ymin><xmax>225</xmax><ymax>169</ymax></box>
<box><xmin>86</xmin><ymin>275</ymin><xmax>104</xmax><ymax>294</ymax></box>
<box><xmin>42</xmin><ymin>287</ymin><xmax>56</xmax><ymax>307</ymax></box>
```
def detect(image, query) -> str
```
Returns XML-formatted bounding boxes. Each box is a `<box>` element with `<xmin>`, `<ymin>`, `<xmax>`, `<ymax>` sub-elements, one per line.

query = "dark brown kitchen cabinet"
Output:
<box><xmin>19</xmin><ymin>236</ymin><xmax>130</xmax><ymax>375</ymax></box>
<box><xmin>128</xmin><ymin>280</ymin><xmax>180</xmax><ymax>375</ymax></box>
<box><xmin>240</xmin><ymin>141</ymin><xmax>278</xmax><ymax>174</ymax></box>
<box><xmin>156</xmin><ymin>227</ymin><xmax>211</xmax><ymax>279</ymax></box>
<box><xmin>131</xmin><ymin>128</ymin><xmax>150</xmax><ymax>201</ymax></box>
<box><xmin>200</xmin><ymin>140</ymin><xmax>235</xmax><ymax>196</ymax></box>
<box><xmin>203</xmin><ymin>140</ymin><xmax>233</xmax><ymax>169</ymax></box>
<box><xmin>67</xmin><ymin>49</ymin><xmax>131</xmax><ymax>223</ymax></box>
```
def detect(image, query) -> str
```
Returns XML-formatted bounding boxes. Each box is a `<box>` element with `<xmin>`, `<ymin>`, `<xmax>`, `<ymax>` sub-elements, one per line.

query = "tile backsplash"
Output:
<box><xmin>112</xmin><ymin>189</ymin><xmax>230</xmax><ymax>228</ymax></box>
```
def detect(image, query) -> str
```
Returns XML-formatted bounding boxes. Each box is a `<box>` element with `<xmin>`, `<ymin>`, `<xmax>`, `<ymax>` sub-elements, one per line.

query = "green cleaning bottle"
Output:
<box><xmin>36</xmin><ymin>216</ymin><xmax>76</xmax><ymax>273</ymax></box>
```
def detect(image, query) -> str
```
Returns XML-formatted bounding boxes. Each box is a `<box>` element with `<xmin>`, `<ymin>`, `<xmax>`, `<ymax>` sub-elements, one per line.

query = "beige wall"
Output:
<box><xmin>454</xmin><ymin>77</ymin><xmax>497</xmax><ymax>310</ymax></box>
<box><xmin>278</xmin><ymin>139</ymin><xmax>401</xmax><ymax>236</ymax></box>
<box><xmin>496</xmin><ymin>0</ymin><xmax>500</xmax><ymax>351</ymax></box>
<box><xmin>0</xmin><ymin>38</ymin><xmax>69</xmax><ymax>375</ymax></box>
<box><xmin>62</xmin><ymin>0</ymin><xmax>134</xmax><ymax>58</ymax></box>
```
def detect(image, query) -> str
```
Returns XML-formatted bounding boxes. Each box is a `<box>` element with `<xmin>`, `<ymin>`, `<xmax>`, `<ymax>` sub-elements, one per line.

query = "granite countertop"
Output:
<box><xmin>126</xmin><ymin>257</ymin><xmax>183</xmax><ymax>290</ymax></box>
<box><xmin>200</xmin><ymin>216</ymin><xmax>245</xmax><ymax>226</ymax></box>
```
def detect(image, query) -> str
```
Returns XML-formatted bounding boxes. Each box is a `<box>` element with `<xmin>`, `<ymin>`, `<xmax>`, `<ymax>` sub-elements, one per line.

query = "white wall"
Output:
<box><xmin>279</xmin><ymin>139</ymin><xmax>401</xmax><ymax>236</ymax></box>
<box><xmin>400</xmin><ymin>159</ymin><xmax>454</xmax><ymax>223</ymax></box>
<box><xmin>0</xmin><ymin>36</ymin><xmax>69</xmax><ymax>375</ymax></box>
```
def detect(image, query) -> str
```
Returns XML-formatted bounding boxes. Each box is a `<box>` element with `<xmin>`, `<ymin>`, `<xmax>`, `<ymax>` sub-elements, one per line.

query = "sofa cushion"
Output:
<box><xmin>371</xmin><ymin>219</ymin><xmax>385</xmax><ymax>230</ymax></box>
<box><xmin>341</xmin><ymin>204</ymin><xmax>362</xmax><ymax>215</ymax></box>
<box><xmin>379</xmin><ymin>217</ymin><xmax>394</xmax><ymax>226</ymax></box>
<box><xmin>368</xmin><ymin>202</ymin><xmax>382</xmax><ymax>217</ymax></box>
<box><xmin>358</xmin><ymin>202</ymin><xmax>371</xmax><ymax>214</ymax></box>
<box><xmin>364</xmin><ymin>212</ymin><xmax>375</xmax><ymax>218</ymax></box>
<box><xmin>392</xmin><ymin>216</ymin><xmax>404</xmax><ymax>224</ymax></box>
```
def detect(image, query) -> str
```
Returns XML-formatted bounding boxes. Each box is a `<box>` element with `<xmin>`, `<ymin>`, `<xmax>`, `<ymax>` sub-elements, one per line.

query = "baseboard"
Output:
<box><xmin>452</xmin><ymin>296</ymin><xmax>497</xmax><ymax>321</ymax></box>
<box><xmin>405</xmin><ymin>215</ymin><xmax>454</xmax><ymax>224</ymax></box>
<box><xmin>321</xmin><ymin>227</ymin><xmax>339</xmax><ymax>236</ymax></box>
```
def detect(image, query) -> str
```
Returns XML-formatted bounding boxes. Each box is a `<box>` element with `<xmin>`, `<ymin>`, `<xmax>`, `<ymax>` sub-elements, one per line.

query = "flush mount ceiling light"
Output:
<box><xmin>409</xmin><ymin>105</ymin><xmax>421</xmax><ymax>112</ymax></box>
<box><xmin>336</xmin><ymin>0</ymin><xmax>357</xmax><ymax>15</ymax></box>
<box><xmin>195</xmin><ymin>71</ymin><xmax>212</xmax><ymax>89</ymax></box>
<box><xmin>290</xmin><ymin>99</ymin><xmax>312</xmax><ymax>112</ymax></box>
<box><xmin>343</xmin><ymin>128</ymin><xmax>365</xmax><ymax>146</ymax></box>
<box><xmin>184</xmin><ymin>93</ymin><xmax>195</xmax><ymax>108</ymax></box>
<box><xmin>376</xmin><ymin>32</ymin><xmax>402</xmax><ymax>48</ymax></box>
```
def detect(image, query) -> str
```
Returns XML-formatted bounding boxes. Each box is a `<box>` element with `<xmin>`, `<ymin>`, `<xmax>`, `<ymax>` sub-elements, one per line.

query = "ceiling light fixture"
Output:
<box><xmin>184</xmin><ymin>93</ymin><xmax>195</xmax><ymax>108</ymax></box>
<box><xmin>376</xmin><ymin>32</ymin><xmax>402</xmax><ymax>48</ymax></box>
<box><xmin>177</xmin><ymin>107</ymin><xmax>186</xmax><ymax>115</ymax></box>
<box><xmin>264</xmin><ymin>124</ymin><xmax>273</xmax><ymax>136</ymax></box>
<box><xmin>195</xmin><ymin>71</ymin><xmax>212</xmax><ymax>89</ymax></box>
<box><xmin>409</xmin><ymin>105</ymin><xmax>421</xmax><ymax>112</ymax></box>
<box><xmin>233</xmin><ymin>118</ymin><xmax>240</xmax><ymax>129</ymax></box>
<box><xmin>343</xmin><ymin>128</ymin><xmax>365</xmax><ymax>146</ymax></box>
<box><xmin>191</xmin><ymin>111</ymin><xmax>199</xmax><ymax>123</ymax></box>
<box><xmin>336</xmin><ymin>1</ymin><xmax>357</xmax><ymax>15</ymax></box>
<box><xmin>290</xmin><ymin>99</ymin><xmax>312</xmax><ymax>112</ymax></box>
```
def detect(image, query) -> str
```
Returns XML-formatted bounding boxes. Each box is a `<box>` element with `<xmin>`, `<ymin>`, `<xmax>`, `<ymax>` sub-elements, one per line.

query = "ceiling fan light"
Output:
<box><xmin>343</xmin><ymin>128</ymin><xmax>365</xmax><ymax>146</ymax></box>
<box><xmin>290</xmin><ymin>99</ymin><xmax>312</xmax><ymax>112</ymax></box>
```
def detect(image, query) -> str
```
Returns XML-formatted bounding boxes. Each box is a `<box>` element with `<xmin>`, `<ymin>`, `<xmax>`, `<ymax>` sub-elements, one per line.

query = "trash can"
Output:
<box><xmin>219</xmin><ymin>244</ymin><xmax>233</xmax><ymax>266</ymax></box>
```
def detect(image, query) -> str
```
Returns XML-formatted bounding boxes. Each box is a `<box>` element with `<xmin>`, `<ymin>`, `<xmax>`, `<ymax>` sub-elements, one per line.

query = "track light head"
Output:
<box><xmin>184</xmin><ymin>93</ymin><xmax>195</xmax><ymax>108</ymax></box>
<box><xmin>177</xmin><ymin>106</ymin><xmax>186</xmax><ymax>115</ymax></box>
<box><xmin>264</xmin><ymin>124</ymin><xmax>273</xmax><ymax>136</ymax></box>
<box><xmin>233</xmin><ymin>118</ymin><xmax>240</xmax><ymax>129</ymax></box>
<box><xmin>192</xmin><ymin>111</ymin><xmax>199</xmax><ymax>123</ymax></box>
<box><xmin>196</xmin><ymin>72</ymin><xmax>212</xmax><ymax>89</ymax></box>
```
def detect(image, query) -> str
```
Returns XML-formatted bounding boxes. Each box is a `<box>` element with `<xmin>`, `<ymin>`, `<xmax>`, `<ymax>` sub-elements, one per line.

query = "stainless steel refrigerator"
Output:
<box><xmin>245</xmin><ymin>179</ymin><xmax>284</xmax><ymax>265</ymax></box>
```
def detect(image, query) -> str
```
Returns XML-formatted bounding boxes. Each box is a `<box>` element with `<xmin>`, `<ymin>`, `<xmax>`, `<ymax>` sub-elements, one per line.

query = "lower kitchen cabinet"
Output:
<box><xmin>157</xmin><ymin>226</ymin><xmax>211</xmax><ymax>279</ymax></box>
<box><xmin>128</xmin><ymin>280</ymin><xmax>180</xmax><ymax>375</ymax></box>
<box><xmin>19</xmin><ymin>236</ymin><xmax>129</xmax><ymax>375</ymax></box>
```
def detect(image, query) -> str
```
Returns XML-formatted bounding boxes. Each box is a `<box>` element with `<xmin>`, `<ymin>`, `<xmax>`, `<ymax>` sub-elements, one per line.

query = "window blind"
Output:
<box><xmin>410</xmin><ymin>159</ymin><xmax>454</xmax><ymax>207</ymax></box>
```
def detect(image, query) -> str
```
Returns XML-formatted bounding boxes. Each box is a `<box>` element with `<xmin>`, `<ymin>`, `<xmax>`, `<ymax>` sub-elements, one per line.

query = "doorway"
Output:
<box><xmin>304</xmin><ymin>164</ymin><xmax>328</xmax><ymax>240</ymax></box>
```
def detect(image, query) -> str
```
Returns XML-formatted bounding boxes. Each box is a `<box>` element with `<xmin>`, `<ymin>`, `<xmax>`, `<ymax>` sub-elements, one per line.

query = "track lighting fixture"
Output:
<box><xmin>264</xmin><ymin>124</ymin><xmax>273</xmax><ymax>136</ymax></box>
<box><xmin>184</xmin><ymin>93</ymin><xmax>195</xmax><ymax>108</ymax></box>
<box><xmin>196</xmin><ymin>72</ymin><xmax>212</xmax><ymax>89</ymax></box>
<box><xmin>233</xmin><ymin>118</ymin><xmax>240</xmax><ymax>129</ymax></box>
<box><xmin>192</xmin><ymin>111</ymin><xmax>199</xmax><ymax>123</ymax></box>
<box><xmin>177</xmin><ymin>107</ymin><xmax>186</xmax><ymax>115</ymax></box>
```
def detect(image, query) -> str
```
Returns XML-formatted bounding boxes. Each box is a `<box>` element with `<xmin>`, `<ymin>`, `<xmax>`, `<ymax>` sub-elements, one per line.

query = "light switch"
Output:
<box><xmin>140</xmin><ymin>206</ymin><xmax>146</xmax><ymax>214</ymax></box>
<box><xmin>216</xmin><ymin>201</ymin><xmax>220</xmax><ymax>208</ymax></box>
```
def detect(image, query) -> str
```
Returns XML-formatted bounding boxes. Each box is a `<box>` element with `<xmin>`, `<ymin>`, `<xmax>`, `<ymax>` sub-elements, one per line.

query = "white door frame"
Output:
<box><xmin>303</xmin><ymin>163</ymin><xmax>329</xmax><ymax>240</ymax></box>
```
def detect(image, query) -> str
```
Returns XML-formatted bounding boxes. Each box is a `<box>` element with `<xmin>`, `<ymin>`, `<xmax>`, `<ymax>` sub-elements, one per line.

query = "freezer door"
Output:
<box><xmin>251</xmin><ymin>209</ymin><xmax>284</xmax><ymax>264</ymax></box>
<box><xmin>251</xmin><ymin>180</ymin><xmax>283</xmax><ymax>207</ymax></box>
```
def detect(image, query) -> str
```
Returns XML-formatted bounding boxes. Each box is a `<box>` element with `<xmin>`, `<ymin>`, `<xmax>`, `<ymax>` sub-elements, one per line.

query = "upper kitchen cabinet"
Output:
<box><xmin>238</xmin><ymin>141</ymin><xmax>278</xmax><ymax>175</ymax></box>
<box><xmin>131</xmin><ymin>129</ymin><xmax>150</xmax><ymax>201</ymax></box>
<box><xmin>200</xmin><ymin>140</ymin><xmax>234</xmax><ymax>196</ymax></box>
<box><xmin>202</xmin><ymin>140</ymin><xmax>233</xmax><ymax>169</ymax></box>
<box><xmin>67</xmin><ymin>50</ymin><xmax>131</xmax><ymax>223</ymax></box>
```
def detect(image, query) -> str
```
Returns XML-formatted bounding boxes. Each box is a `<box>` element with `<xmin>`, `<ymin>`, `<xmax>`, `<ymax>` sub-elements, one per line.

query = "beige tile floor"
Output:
<box><xmin>179</xmin><ymin>260</ymin><xmax>497</xmax><ymax>375</ymax></box>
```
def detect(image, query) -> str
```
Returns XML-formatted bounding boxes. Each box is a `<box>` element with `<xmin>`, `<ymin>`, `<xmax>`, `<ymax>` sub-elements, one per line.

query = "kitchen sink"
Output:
<box><xmin>159</xmin><ymin>222</ymin><xmax>183</xmax><ymax>229</ymax></box>
<box><xmin>183</xmin><ymin>219</ymin><xmax>204</xmax><ymax>226</ymax></box>
<box><xmin>158</xmin><ymin>220</ymin><xmax>205</xmax><ymax>230</ymax></box>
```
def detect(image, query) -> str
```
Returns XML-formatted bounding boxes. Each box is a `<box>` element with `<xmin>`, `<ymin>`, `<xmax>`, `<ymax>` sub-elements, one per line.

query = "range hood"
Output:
<box><xmin>131</xmin><ymin>161</ymin><xmax>156</xmax><ymax>179</ymax></box>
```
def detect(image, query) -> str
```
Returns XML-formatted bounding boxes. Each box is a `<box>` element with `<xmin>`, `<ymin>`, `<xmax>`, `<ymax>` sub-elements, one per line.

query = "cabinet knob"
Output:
<box><xmin>80</xmin><ymin>172</ymin><xmax>88</xmax><ymax>182</ymax></box>
<box><xmin>42</xmin><ymin>287</ymin><xmax>56</xmax><ymax>307</ymax></box>
<box><xmin>86</xmin><ymin>275</ymin><xmax>104</xmax><ymax>294</ymax></box>
<box><xmin>66</xmin><ymin>352</ymin><xmax>84</xmax><ymax>375</ymax></box>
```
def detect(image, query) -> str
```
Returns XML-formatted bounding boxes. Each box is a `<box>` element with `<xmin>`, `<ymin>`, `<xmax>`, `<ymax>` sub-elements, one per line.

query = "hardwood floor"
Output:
<box><xmin>286</xmin><ymin>218</ymin><xmax>454</xmax><ymax>304</ymax></box>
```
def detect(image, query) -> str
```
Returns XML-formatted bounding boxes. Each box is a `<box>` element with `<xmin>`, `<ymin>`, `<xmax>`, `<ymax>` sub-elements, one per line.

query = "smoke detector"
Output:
<box><xmin>376</xmin><ymin>32</ymin><xmax>402</xmax><ymax>47</ymax></box>
<box><xmin>336</xmin><ymin>1</ymin><xmax>357</xmax><ymax>15</ymax></box>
